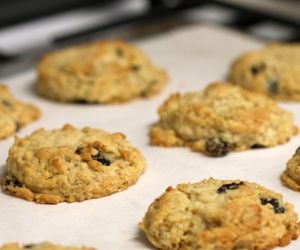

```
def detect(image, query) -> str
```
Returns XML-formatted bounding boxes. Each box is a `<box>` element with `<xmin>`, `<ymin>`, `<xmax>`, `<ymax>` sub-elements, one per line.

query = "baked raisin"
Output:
<box><xmin>24</xmin><ymin>244</ymin><xmax>35</xmax><ymax>249</ymax></box>
<box><xmin>268</xmin><ymin>79</ymin><xmax>279</xmax><ymax>94</ymax></box>
<box><xmin>251</xmin><ymin>62</ymin><xmax>266</xmax><ymax>75</ymax></box>
<box><xmin>251</xmin><ymin>144</ymin><xmax>265</xmax><ymax>149</ymax></box>
<box><xmin>2</xmin><ymin>99</ymin><xmax>12</xmax><ymax>107</ymax></box>
<box><xmin>5</xmin><ymin>177</ymin><xmax>22</xmax><ymax>187</ymax></box>
<box><xmin>217</xmin><ymin>182</ymin><xmax>244</xmax><ymax>193</ymax></box>
<box><xmin>92</xmin><ymin>152</ymin><xmax>111</xmax><ymax>166</ymax></box>
<box><xmin>260</xmin><ymin>197</ymin><xmax>285</xmax><ymax>213</ymax></box>
<box><xmin>75</xmin><ymin>147</ymin><xmax>84</xmax><ymax>155</ymax></box>
<box><xmin>15</xmin><ymin>122</ymin><xmax>21</xmax><ymax>132</ymax></box>
<box><xmin>73</xmin><ymin>99</ymin><xmax>98</xmax><ymax>104</ymax></box>
<box><xmin>116</xmin><ymin>48</ymin><xmax>124</xmax><ymax>57</ymax></box>
<box><xmin>205</xmin><ymin>138</ymin><xmax>232</xmax><ymax>157</ymax></box>
<box><xmin>131</xmin><ymin>65</ymin><xmax>140</xmax><ymax>71</ymax></box>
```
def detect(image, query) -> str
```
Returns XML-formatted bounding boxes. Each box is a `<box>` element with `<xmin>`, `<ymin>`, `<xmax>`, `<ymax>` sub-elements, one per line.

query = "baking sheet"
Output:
<box><xmin>0</xmin><ymin>24</ymin><xmax>299</xmax><ymax>249</ymax></box>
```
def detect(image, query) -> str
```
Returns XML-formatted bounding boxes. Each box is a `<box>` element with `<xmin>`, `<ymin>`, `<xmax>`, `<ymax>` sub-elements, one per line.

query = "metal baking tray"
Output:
<box><xmin>0</xmin><ymin>24</ymin><xmax>299</xmax><ymax>249</ymax></box>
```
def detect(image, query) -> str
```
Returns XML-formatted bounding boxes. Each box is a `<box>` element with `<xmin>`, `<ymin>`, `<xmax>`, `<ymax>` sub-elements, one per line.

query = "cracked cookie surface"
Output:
<box><xmin>140</xmin><ymin>178</ymin><xmax>300</xmax><ymax>250</ymax></box>
<box><xmin>281</xmin><ymin>147</ymin><xmax>300</xmax><ymax>192</ymax></box>
<box><xmin>150</xmin><ymin>82</ymin><xmax>298</xmax><ymax>156</ymax></box>
<box><xmin>1</xmin><ymin>124</ymin><xmax>146</xmax><ymax>204</ymax></box>
<box><xmin>37</xmin><ymin>40</ymin><xmax>168</xmax><ymax>103</ymax></box>
<box><xmin>228</xmin><ymin>44</ymin><xmax>300</xmax><ymax>101</ymax></box>
<box><xmin>0</xmin><ymin>84</ymin><xmax>40</xmax><ymax>139</ymax></box>
<box><xmin>0</xmin><ymin>242</ymin><xmax>94</xmax><ymax>250</ymax></box>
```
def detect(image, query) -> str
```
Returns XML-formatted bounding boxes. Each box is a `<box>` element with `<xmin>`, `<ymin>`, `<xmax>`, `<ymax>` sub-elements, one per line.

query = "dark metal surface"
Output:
<box><xmin>0</xmin><ymin>0</ymin><xmax>299</xmax><ymax>77</ymax></box>
<box><xmin>0</xmin><ymin>0</ymin><xmax>123</xmax><ymax>29</ymax></box>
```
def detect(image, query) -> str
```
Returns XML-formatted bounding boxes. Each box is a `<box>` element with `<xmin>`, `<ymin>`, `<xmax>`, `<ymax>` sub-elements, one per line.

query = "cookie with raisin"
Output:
<box><xmin>140</xmin><ymin>178</ymin><xmax>299</xmax><ymax>250</ymax></box>
<box><xmin>37</xmin><ymin>40</ymin><xmax>168</xmax><ymax>103</ymax></box>
<box><xmin>150</xmin><ymin>82</ymin><xmax>298</xmax><ymax>156</ymax></box>
<box><xmin>281</xmin><ymin>146</ymin><xmax>300</xmax><ymax>192</ymax></box>
<box><xmin>228</xmin><ymin>43</ymin><xmax>300</xmax><ymax>101</ymax></box>
<box><xmin>0</xmin><ymin>84</ymin><xmax>40</xmax><ymax>139</ymax></box>
<box><xmin>0</xmin><ymin>242</ymin><xmax>94</xmax><ymax>250</ymax></box>
<box><xmin>1</xmin><ymin>124</ymin><xmax>146</xmax><ymax>204</ymax></box>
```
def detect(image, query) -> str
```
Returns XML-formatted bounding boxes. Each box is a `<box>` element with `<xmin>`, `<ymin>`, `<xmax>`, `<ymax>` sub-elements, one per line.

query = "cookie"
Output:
<box><xmin>281</xmin><ymin>146</ymin><xmax>300</xmax><ymax>192</ymax></box>
<box><xmin>37</xmin><ymin>40</ymin><xmax>168</xmax><ymax>103</ymax></box>
<box><xmin>1</xmin><ymin>124</ymin><xmax>146</xmax><ymax>204</ymax></box>
<box><xmin>0</xmin><ymin>242</ymin><xmax>94</xmax><ymax>250</ymax></box>
<box><xmin>140</xmin><ymin>178</ymin><xmax>299</xmax><ymax>250</ymax></box>
<box><xmin>0</xmin><ymin>84</ymin><xmax>40</xmax><ymax>139</ymax></box>
<box><xmin>228</xmin><ymin>43</ymin><xmax>300</xmax><ymax>101</ymax></box>
<box><xmin>150</xmin><ymin>82</ymin><xmax>298</xmax><ymax>157</ymax></box>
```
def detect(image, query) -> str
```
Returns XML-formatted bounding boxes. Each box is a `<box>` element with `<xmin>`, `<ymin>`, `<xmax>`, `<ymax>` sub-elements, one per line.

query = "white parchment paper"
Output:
<box><xmin>0</xmin><ymin>25</ymin><xmax>299</xmax><ymax>249</ymax></box>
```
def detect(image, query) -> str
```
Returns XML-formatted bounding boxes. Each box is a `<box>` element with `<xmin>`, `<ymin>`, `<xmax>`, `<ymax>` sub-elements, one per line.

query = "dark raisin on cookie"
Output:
<box><xmin>251</xmin><ymin>143</ymin><xmax>266</xmax><ymax>149</ymax></box>
<box><xmin>116</xmin><ymin>48</ymin><xmax>124</xmax><ymax>57</ymax></box>
<box><xmin>205</xmin><ymin>138</ymin><xmax>232</xmax><ymax>157</ymax></box>
<box><xmin>73</xmin><ymin>99</ymin><xmax>98</xmax><ymax>104</ymax></box>
<box><xmin>75</xmin><ymin>147</ymin><xmax>84</xmax><ymax>155</ymax></box>
<box><xmin>131</xmin><ymin>65</ymin><xmax>141</xmax><ymax>71</ymax></box>
<box><xmin>15</xmin><ymin>122</ymin><xmax>21</xmax><ymax>132</ymax></box>
<box><xmin>2</xmin><ymin>99</ymin><xmax>12</xmax><ymax>107</ymax></box>
<box><xmin>4</xmin><ymin>177</ymin><xmax>22</xmax><ymax>188</ymax></box>
<box><xmin>92</xmin><ymin>151</ymin><xmax>111</xmax><ymax>166</ymax></box>
<box><xmin>75</xmin><ymin>147</ymin><xmax>110</xmax><ymax>166</ymax></box>
<box><xmin>250</xmin><ymin>62</ymin><xmax>266</xmax><ymax>76</ymax></box>
<box><xmin>260</xmin><ymin>197</ymin><xmax>285</xmax><ymax>214</ymax></box>
<box><xmin>73</xmin><ymin>99</ymin><xmax>89</xmax><ymax>104</ymax></box>
<box><xmin>24</xmin><ymin>244</ymin><xmax>35</xmax><ymax>249</ymax></box>
<box><xmin>268</xmin><ymin>79</ymin><xmax>279</xmax><ymax>94</ymax></box>
<box><xmin>217</xmin><ymin>182</ymin><xmax>244</xmax><ymax>194</ymax></box>
<box><xmin>295</xmin><ymin>146</ymin><xmax>300</xmax><ymax>154</ymax></box>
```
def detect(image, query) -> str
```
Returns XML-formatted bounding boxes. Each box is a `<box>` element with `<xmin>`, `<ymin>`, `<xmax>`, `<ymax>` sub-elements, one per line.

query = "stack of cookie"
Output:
<box><xmin>0</xmin><ymin>39</ymin><xmax>299</xmax><ymax>250</ymax></box>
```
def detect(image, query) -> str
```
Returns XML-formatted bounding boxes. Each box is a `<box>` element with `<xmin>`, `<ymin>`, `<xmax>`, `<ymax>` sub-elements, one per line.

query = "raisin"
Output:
<box><xmin>268</xmin><ymin>79</ymin><xmax>279</xmax><ymax>94</ymax></box>
<box><xmin>73</xmin><ymin>99</ymin><xmax>98</xmax><ymax>104</ymax></box>
<box><xmin>131</xmin><ymin>65</ymin><xmax>140</xmax><ymax>71</ymax></box>
<box><xmin>295</xmin><ymin>146</ymin><xmax>300</xmax><ymax>154</ymax></box>
<box><xmin>217</xmin><ymin>182</ymin><xmax>244</xmax><ymax>194</ymax></box>
<box><xmin>74</xmin><ymin>99</ymin><xmax>88</xmax><ymax>104</ymax></box>
<box><xmin>251</xmin><ymin>144</ymin><xmax>265</xmax><ymax>149</ymax></box>
<box><xmin>116</xmin><ymin>48</ymin><xmax>124</xmax><ymax>57</ymax></box>
<box><xmin>2</xmin><ymin>99</ymin><xmax>12</xmax><ymax>107</ymax></box>
<box><xmin>205</xmin><ymin>138</ymin><xmax>232</xmax><ymax>157</ymax></box>
<box><xmin>75</xmin><ymin>147</ymin><xmax>111</xmax><ymax>166</ymax></box>
<box><xmin>15</xmin><ymin>122</ymin><xmax>21</xmax><ymax>132</ymax></box>
<box><xmin>24</xmin><ymin>244</ymin><xmax>35</xmax><ymax>249</ymax></box>
<box><xmin>5</xmin><ymin>178</ymin><xmax>22</xmax><ymax>187</ymax></box>
<box><xmin>250</xmin><ymin>63</ymin><xmax>266</xmax><ymax>76</ymax></box>
<box><xmin>75</xmin><ymin>147</ymin><xmax>84</xmax><ymax>155</ymax></box>
<box><xmin>92</xmin><ymin>152</ymin><xmax>111</xmax><ymax>166</ymax></box>
<box><xmin>260</xmin><ymin>197</ymin><xmax>285</xmax><ymax>214</ymax></box>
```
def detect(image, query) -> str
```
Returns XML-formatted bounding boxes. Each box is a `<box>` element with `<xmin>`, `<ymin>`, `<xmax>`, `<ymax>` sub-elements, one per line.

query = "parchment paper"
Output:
<box><xmin>0</xmin><ymin>25</ymin><xmax>299</xmax><ymax>249</ymax></box>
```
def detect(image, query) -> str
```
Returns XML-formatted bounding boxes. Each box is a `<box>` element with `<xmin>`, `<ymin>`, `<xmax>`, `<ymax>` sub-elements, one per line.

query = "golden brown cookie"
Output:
<box><xmin>0</xmin><ymin>84</ymin><xmax>40</xmax><ymax>139</ymax></box>
<box><xmin>0</xmin><ymin>242</ymin><xmax>94</xmax><ymax>250</ymax></box>
<box><xmin>281</xmin><ymin>147</ymin><xmax>300</xmax><ymax>192</ymax></box>
<box><xmin>228</xmin><ymin>43</ymin><xmax>300</xmax><ymax>101</ymax></box>
<box><xmin>1</xmin><ymin>124</ymin><xmax>146</xmax><ymax>204</ymax></box>
<box><xmin>150</xmin><ymin>82</ymin><xmax>298</xmax><ymax>157</ymax></box>
<box><xmin>37</xmin><ymin>40</ymin><xmax>168</xmax><ymax>103</ymax></box>
<box><xmin>140</xmin><ymin>178</ymin><xmax>300</xmax><ymax>250</ymax></box>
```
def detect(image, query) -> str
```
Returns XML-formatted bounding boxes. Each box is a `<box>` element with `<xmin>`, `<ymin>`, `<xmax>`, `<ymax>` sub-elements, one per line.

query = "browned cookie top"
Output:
<box><xmin>37</xmin><ymin>40</ymin><xmax>168</xmax><ymax>103</ymax></box>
